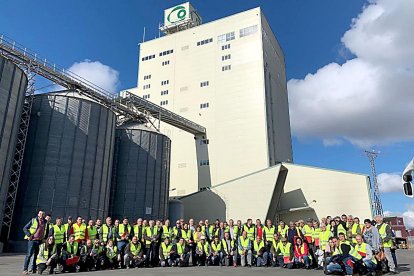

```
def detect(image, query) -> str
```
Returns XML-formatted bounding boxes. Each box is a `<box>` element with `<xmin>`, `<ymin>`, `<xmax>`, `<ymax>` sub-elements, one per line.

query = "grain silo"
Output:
<box><xmin>10</xmin><ymin>92</ymin><xmax>116</xmax><ymax>244</ymax></box>
<box><xmin>0</xmin><ymin>57</ymin><xmax>27</xmax><ymax>240</ymax></box>
<box><xmin>110</xmin><ymin>123</ymin><xmax>171</xmax><ymax>220</ymax></box>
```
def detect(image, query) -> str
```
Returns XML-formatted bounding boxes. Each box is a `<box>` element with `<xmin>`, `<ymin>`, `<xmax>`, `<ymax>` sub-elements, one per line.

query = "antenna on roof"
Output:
<box><xmin>142</xmin><ymin>27</ymin><xmax>146</xmax><ymax>43</ymax></box>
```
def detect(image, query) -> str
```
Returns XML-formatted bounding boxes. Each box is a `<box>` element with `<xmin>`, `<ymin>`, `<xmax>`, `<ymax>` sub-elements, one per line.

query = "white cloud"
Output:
<box><xmin>288</xmin><ymin>0</ymin><xmax>414</xmax><ymax>147</ymax></box>
<box><xmin>67</xmin><ymin>60</ymin><xmax>120</xmax><ymax>93</ymax></box>
<box><xmin>402</xmin><ymin>204</ymin><xmax>414</xmax><ymax>229</ymax></box>
<box><xmin>377</xmin><ymin>172</ymin><xmax>403</xmax><ymax>193</ymax></box>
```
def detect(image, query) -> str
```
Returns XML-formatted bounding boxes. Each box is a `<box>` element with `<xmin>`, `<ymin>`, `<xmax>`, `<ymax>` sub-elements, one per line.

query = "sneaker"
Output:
<box><xmin>22</xmin><ymin>271</ymin><xmax>29</xmax><ymax>275</ymax></box>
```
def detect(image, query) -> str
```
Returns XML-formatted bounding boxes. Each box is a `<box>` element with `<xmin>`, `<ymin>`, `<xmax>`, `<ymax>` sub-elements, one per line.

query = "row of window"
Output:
<box><xmin>200</xmin><ymin>103</ymin><xmax>209</xmax><ymax>109</ymax></box>
<box><xmin>222</xmin><ymin>54</ymin><xmax>231</xmax><ymax>61</ymax></box>
<box><xmin>161</xmin><ymin>80</ymin><xmax>169</xmax><ymax>86</ymax></box>
<box><xmin>222</xmin><ymin>65</ymin><xmax>231</xmax><ymax>71</ymax></box>
<box><xmin>160</xmin><ymin>100</ymin><xmax>168</xmax><ymax>106</ymax></box>
<box><xmin>217</xmin><ymin>31</ymin><xmax>235</xmax><ymax>43</ymax></box>
<box><xmin>222</xmin><ymin>44</ymin><xmax>231</xmax><ymax>50</ymax></box>
<box><xmin>159</xmin><ymin>49</ymin><xmax>173</xmax><ymax>56</ymax></box>
<box><xmin>200</xmin><ymin>81</ymin><xmax>209</xmax><ymax>87</ymax></box>
<box><xmin>161</xmin><ymin>90</ymin><xmax>168</xmax><ymax>96</ymax></box>
<box><xmin>141</xmin><ymin>54</ymin><xmax>155</xmax><ymax>61</ymax></box>
<box><xmin>143</xmin><ymin>94</ymin><xmax>150</xmax><ymax>99</ymax></box>
<box><xmin>197</xmin><ymin>38</ymin><xmax>213</xmax><ymax>46</ymax></box>
<box><xmin>143</xmin><ymin>75</ymin><xmax>151</xmax><ymax>80</ymax></box>
<box><xmin>143</xmin><ymin>84</ymin><xmax>150</xmax><ymax>90</ymax></box>
<box><xmin>240</xmin><ymin>25</ymin><xmax>258</xmax><ymax>38</ymax></box>
<box><xmin>200</xmin><ymin>160</ymin><xmax>210</xmax><ymax>166</ymax></box>
<box><xmin>162</xmin><ymin>60</ymin><xmax>170</xmax><ymax>66</ymax></box>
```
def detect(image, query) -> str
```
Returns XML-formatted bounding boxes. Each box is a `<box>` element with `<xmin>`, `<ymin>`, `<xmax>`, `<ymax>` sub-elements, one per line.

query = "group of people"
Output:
<box><xmin>22</xmin><ymin>210</ymin><xmax>399</xmax><ymax>275</ymax></box>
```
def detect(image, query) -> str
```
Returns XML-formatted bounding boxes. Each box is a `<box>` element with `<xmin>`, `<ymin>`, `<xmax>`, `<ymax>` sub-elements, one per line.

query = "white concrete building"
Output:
<box><xmin>126</xmin><ymin>3</ymin><xmax>373</xmax><ymax>221</ymax></box>
<box><xmin>128</xmin><ymin>3</ymin><xmax>293</xmax><ymax>196</ymax></box>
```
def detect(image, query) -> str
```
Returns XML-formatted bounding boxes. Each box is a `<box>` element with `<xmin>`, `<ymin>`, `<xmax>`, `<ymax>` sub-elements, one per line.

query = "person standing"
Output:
<box><xmin>243</xmin><ymin>219</ymin><xmax>255</xmax><ymax>243</ymax></box>
<box><xmin>87</xmin><ymin>220</ymin><xmax>98</xmax><ymax>241</ymax></box>
<box><xmin>375</xmin><ymin>215</ymin><xmax>399</xmax><ymax>274</ymax></box>
<box><xmin>22</xmin><ymin>210</ymin><xmax>47</xmax><ymax>274</ymax></box>
<box><xmin>69</xmin><ymin>216</ymin><xmax>88</xmax><ymax>244</ymax></box>
<box><xmin>144</xmin><ymin>219</ymin><xmax>160</xmax><ymax>267</ymax></box>
<box><xmin>63</xmin><ymin>216</ymin><xmax>73</xmax><ymax>242</ymax></box>
<box><xmin>49</xmin><ymin>217</ymin><xmax>65</xmax><ymax>256</ymax></box>
<box><xmin>287</xmin><ymin>221</ymin><xmax>302</xmax><ymax>244</ymax></box>
<box><xmin>115</xmin><ymin>217</ymin><xmax>132</xmax><ymax>267</ymax></box>
<box><xmin>362</xmin><ymin>219</ymin><xmax>381</xmax><ymax>253</ymax></box>
<box><xmin>101</xmin><ymin>217</ymin><xmax>113</xmax><ymax>245</ymax></box>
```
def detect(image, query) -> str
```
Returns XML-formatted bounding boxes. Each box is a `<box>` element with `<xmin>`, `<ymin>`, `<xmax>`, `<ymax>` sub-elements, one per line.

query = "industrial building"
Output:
<box><xmin>127</xmin><ymin>2</ymin><xmax>373</xmax><ymax>221</ymax></box>
<box><xmin>0</xmin><ymin>2</ymin><xmax>375</xmax><ymax>251</ymax></box>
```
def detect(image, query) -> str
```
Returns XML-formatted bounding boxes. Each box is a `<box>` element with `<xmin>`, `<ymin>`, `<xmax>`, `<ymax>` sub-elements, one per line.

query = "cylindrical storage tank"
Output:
<box><xmin>110</xmin><ymin>123</ymin><xmax>171</xmax><ymax>220</ymax></box>
<box><xmin>11</xmin><ymin>93</ymin><xmax>116</xmax><ymax>244</ymax></box>
<box><xmin>0</xmin><ymin>57</ymin><xmax>27</xmax><ymax>240</ymax></box>
<box><xmin>168</xmin><ymin>198</ymin><xmax>184</xmax><ymax>223</ymax></box>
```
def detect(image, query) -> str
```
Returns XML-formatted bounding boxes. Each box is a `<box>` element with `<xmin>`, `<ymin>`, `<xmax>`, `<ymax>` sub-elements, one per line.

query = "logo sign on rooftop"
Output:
<box><xmin>164</xmin><ymin>2</ymin><xmax>192</xmax><ymax>27</ymax></box>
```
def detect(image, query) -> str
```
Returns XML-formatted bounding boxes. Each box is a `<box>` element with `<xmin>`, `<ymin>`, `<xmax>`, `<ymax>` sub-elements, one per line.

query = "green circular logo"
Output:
<box><xmin>167</xmin><ymin>6</ymin><xmax>187</xmax><ymax>23</ymax></box>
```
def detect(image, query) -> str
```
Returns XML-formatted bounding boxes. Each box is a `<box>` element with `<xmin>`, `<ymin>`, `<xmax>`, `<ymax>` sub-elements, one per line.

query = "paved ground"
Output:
<box><xmin>0</xmin><ymin>250</ymin><xmax>412</xmax><ymax>276</ymax></box>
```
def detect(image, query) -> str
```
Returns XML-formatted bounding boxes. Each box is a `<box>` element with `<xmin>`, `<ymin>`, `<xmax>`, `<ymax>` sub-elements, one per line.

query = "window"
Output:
<box><xmin>197</xmin><ymin>38</ymin><xmax>213</xmax><ymax>46</ymax></box>
<box><xmin>199</xmin><ymin>160</ymin><xmax>210</xmax><ymax>166</ymax></box>
<box><xmin>161</xmin><ymin>80</ymin><xmax>169</xmax><ymax>86</ymax></box>
<box><xmin>222</xmin><ymin>65</ymin><xmax>232</xmax><ymax>71</ymax></box>
<box><xmin>240</xmin><ymin>25</ymin><xmax>258</xmax><ymax>38</ymax></box>
<box><xmin>160</xmin><ymin>100</ymin><xmax>169</xmax><ymax>106</ymax></box>
<box><xmin>159</xmin><ymin>49</ymin><xmax>173</xmax><ymax>56</ymax></box>
<box><xmin>161</xmin><ymin>90</ymin><xmax>169</xmax><ymax>96</ymax></box>
<box><xmin>222</xmin><ymin>54</ymin><xmax>231</xmax><ymax>61</ymax></box>
<box><xmin>143</xmin><ymin>84</ymin><xmax>151</xmax><ymax>90</ymax></box>
<box><xmin>141</xmin><ymin>54</ymin><xmax>156</xmax><ymax>61</ymax></box>
<box><xmin>162</xmin><ymin>60</ymin><xmax>170</xmax><ymax>66</ymax></box>
<box><xmin>217</xmin><ymin>31</ymin><xmax>235</xmax><ymax>43</ymax></box>
<box><xmin>143</xmin><ymin>75</ymin><xmax>151</xmax><ymax>80</ymax></box>
<box><xmin>143</xmin><ymin>94</ymin><xmax>150</xmax><ymax>99</ymax></box>
<box><xmin>199</xmin><ymin>139</ymin><xmax>209</xmax><ymax>145</ymax></box>
<box><xmin>200</xmin><ymin>103</ymin><xmax>209</xmax><ymax>109</ymax></box>
<box><xmin>222</xmin><ymin>44</ymin><xmax>231</xmax><ymax>50</ymax></box>
<box><xmin>200</xmin><ymin>81</ymin><xmax>209</xmax><ymax>87</ymax></box>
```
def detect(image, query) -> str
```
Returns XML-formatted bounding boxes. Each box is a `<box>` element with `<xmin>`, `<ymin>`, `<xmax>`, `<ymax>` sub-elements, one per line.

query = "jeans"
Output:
<box><xmin>23</xmin><ymin>240</ymin><xmax>42</xmax><ymax>271</ymax></box>
<box><xmin>326</xmin><ymin>257</ymin><xmax>353</xmax><ymax>275</ymax></box>
<box><xmin>240</xmin><ymin>250</ymin><xmax>252</xmax><ymax>266</ymax></box>
<box><xmin>363</xmin><ymin>259</ymin><xmax>376</xmax><ymax>272</ymax></box>
<box><xmin>256</xmin><ymin>252</ymin><xmax>268</xmax><ymax>267</ymax></box>
<box><xmin>384</xmin><ymin>247</ymin><xmax>397</xmax><ymax>272</ymax></box>
<box><xmin>294</xmin><ymin>255</ymin><xmax>310</xmax><ymax>268</ymax></box>
<box><xmin>211</xmin><ymin>252</ymin><xmax>223</xmax><ymax>266</ymax></box>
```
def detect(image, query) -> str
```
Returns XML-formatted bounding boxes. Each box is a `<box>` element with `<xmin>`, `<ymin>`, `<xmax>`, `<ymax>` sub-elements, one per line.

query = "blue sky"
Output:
<box><xmin>1</xmin><ymin>0</ymin><xmax>412</xmax><ymax>223</ymax></box>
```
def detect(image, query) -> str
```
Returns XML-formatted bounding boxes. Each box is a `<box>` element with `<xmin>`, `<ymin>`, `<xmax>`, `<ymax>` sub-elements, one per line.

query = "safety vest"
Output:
<box><xmin>378</xmin><ymin>224</ymin><xmax>393</xmax><ymax>248</ymax></box>
<box><xmin>24</xmin><ymin>218</ymin><xmax>47</xmax><ymax>240</ymax></box>
<box><xmin>253</xmin><ymin>240</ymin><xmax>265</xmax><ymax>257</ymax></box>
<box><xmin>272</xmin><ymin>239</ymin><xmax>280</xmax><ymax>254</ymax></box>
<box><xmin>161</xmin><ymin>225</ymin><xmax>171</xmax><ymax>239</ymax></box>
<box><xmin>36</xmin><ymin>244</ymin><xmax>57</xmax><ymax>265</ymax></box>
<box><xmin>313</xmin><ymin>227</ymin><xmax>321</xmax><ymax>246</ymax></box>
<box><xmin>193</xmin><ymin>231</ymin><xmax>203</xmax><ymax>243</ymax></box>
<box><xmin>63</xmin><ymin>223</ymin><xmax>72</xmax><ymax>241</ymax></box>
<box><xmin>106</xmin><ymin>245</ymin><xmax>118</xmax><ymax>259</ymax></box>
<box><xmin>102</xmin><ymin>224</ymin><xmax>113</xmax><ymax>242</ymax></box>
<box><xmin>279</xmin><ymin>242</ymin><xmax>291</xmax><ymax>257</ymax></box>
<box><xmin>355</xmin><ymin>242</ymin><xmax>377</xmax><ymax>264</ymax></box>
<box><xmin>339</xmin><ymin>240</ymin><xmax>362</xmax><ymax>260</ymax></box>
<box><xmin>197</xmin><ymin>242</ymin><xmax>210</xmax><ymax>254</ymax></box>
<box><xmin>211</xmin><ymin>241</ymin><xmax>222</xmax><ymax>253</ymax></box>
<box><xmin>263</xmin><ymin>226</ymin><xmax>276</xmax><ymax>242</ymax></box>
<box><xmin>181</xmin><ymin>229</ymin><xmax>192</xmax><ymax>241</ymax></box>
<box><xmin>161</xmin><ymin>243</ymin><xmax>173</xmax><ymax>259</ymax></box>
<box><xmin>243</xmin><ymin>224</ymin><xmax>255</xmax><ymax>241</ymax></box>
<box><xmin>65</xmin><ymin>241</ymin><xmax>79</xmax><ymax>255</ymax></box>
<box><xmin>117</xmin><ymin>224</ymin><xmax>131</xmax><ymax>241</ymax></box>
<box><xmin>351</xmin><ymin>224</ymin><xmax>361</xmax><ymax>244</ymax></box>
<box><xmin>176</xmin><ymin>243</ymin><xmax>186</xmax><ymax>254</ymax></box>
<box><xmin>52</xmin><ymin>225</ymin><xmax>65</xmax><ymax>244</ymax></box>
<box><xmin>337</xmin><ymin>224</ymin><xmax>346</xmax><ymax>236</ymax></box>
<box><xmin>221</xmin><ymin>239</ymin><xmax>235</xmax><ymax>254</ymax></box>
<box><xmin>130</xmin><ymin>242</ymin><xmax>141</xmax><ymax>256</ymax></box>
<box><xmin>238</xmin><ymin>236</ymin><xmax>250</xmax><ymax>254</ymax></box>
<box><xmin>278</xmin><ymin>225</ymin><xmax>288</xmax><ymax>237</ymax></box>
<box><xmin>319</xmin><ymin>229</ymin><xmax>332</xmax><ymax>250</ymax></box>
<box><xmin>145</xmin><ymin>227</ymin><xmax>158</xmax><ymax>245</ymax></box>
<box><xmin>73</xmin><ymin>223</ymin><xmax>87</xmax><ymax>241</ymax></box>
<box><xmin>303</xmin><ymin>225</ymin><xmax>314</xmax><ymax>243</ymax></box>
<box><xmin>232</xmin><ymin>226</ymin><xmax>239</xmax><ymax>238</ymax></box>
<box><xmin>87</xmin><ymin>226</ymin><xmax>97</xmax><ymax>240</ymax></box>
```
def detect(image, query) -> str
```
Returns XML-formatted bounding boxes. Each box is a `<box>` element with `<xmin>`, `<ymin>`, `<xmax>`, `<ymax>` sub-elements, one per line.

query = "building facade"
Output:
<box><xmin>128</xmin><ymin>5</ymin><xmax>293</xmax><ymax>196</ymax></box>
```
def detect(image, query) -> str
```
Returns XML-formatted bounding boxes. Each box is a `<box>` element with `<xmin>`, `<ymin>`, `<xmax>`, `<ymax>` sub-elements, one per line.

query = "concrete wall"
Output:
<box><xmin>279</xmin><ymin>163</ymin><xmax>372</xmax><ymax>222</ymax></box>
<box><xmin>129</xmin><ymin>7</ymin><xmax>292</xmax><ymax>197</ymax></box>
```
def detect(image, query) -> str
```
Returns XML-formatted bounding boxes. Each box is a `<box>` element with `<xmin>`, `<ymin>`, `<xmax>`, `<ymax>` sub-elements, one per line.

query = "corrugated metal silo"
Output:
<box><xmin>110</xmin><ymin>123</ymin><xmax>171</xmax><ymax>220</ymax></box>
<box><xmin>0</xmin><ymin>57</ymin><xmax>27</xmax><ymax>239</ymax></box>
<box><xmin>11</xmin><ymin>92</ymin><xmax>116</xmax><ymax>242</ymax></box>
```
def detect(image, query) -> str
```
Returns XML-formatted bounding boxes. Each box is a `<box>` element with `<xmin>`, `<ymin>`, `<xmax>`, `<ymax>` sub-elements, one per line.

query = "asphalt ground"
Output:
<box><xmin>0</xmin><ymin>250</ymin><xmax>412</xmax><ymax>276</ymax></box>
